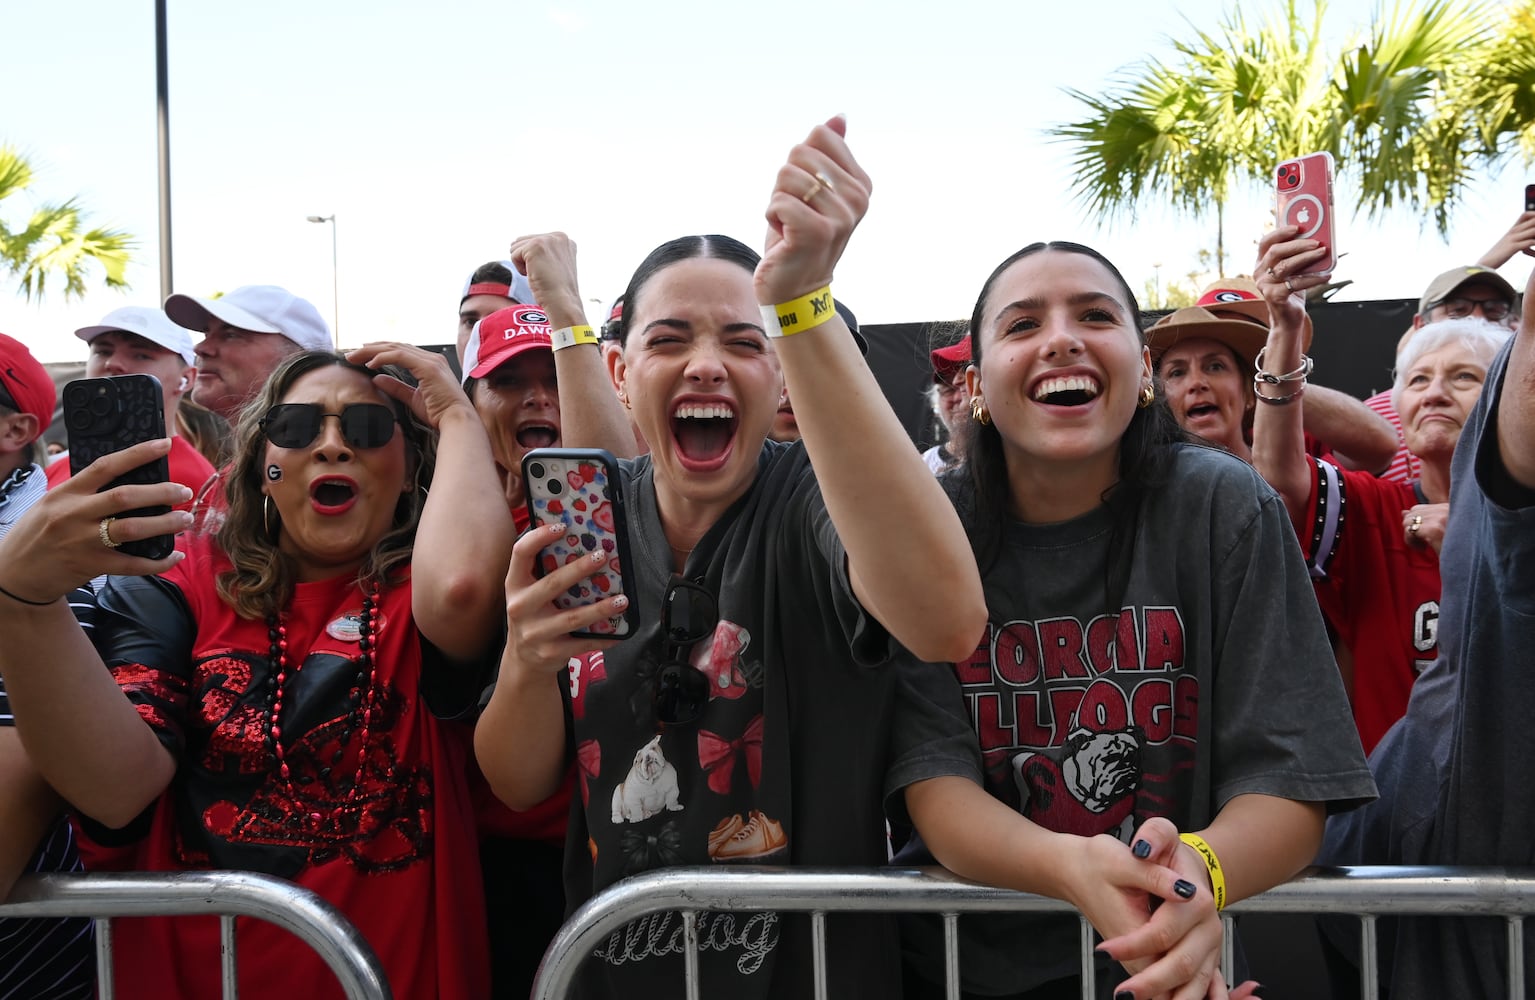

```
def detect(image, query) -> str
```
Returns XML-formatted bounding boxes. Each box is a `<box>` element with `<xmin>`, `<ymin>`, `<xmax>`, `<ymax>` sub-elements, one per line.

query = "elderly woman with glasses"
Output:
<box><xmin>0</xmin><ymin>344</ymin><xmax>513</xmax><ymax>1000</ymax></box>
<box><xmin>474</xmin><ymin>118</ymin><xmax>987</xmax><ymax>1000</ymax></box>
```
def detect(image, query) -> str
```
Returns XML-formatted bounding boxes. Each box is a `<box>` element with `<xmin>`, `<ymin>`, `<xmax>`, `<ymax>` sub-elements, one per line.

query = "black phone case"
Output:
<box><xmin>521</xmin><ymin>447</ymin><xmax>638</xmax><ymax>639</ymax></box>
<box><xmin>64</xmin><ymin>374</ymin><xmax>175</xmax><ymax>560</ymax></box>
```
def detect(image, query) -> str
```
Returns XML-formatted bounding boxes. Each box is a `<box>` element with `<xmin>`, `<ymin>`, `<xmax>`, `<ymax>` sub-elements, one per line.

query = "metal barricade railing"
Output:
<box><xmin>0</xmin><ymin>870</ymin><xmax>391</xmax><ymax>1000</ymax></box>
<box><xmin>531</xmin><ymin>865</ymin><xmax>1535</xmax><ymax>1000</ymax></box>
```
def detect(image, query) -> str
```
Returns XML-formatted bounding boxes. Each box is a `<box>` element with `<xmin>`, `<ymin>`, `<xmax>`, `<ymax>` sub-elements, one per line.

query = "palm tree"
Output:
<box><xmin>1050</xmin><ymin>0</ymin><xmax>1519</xmax><ymax>273</ymax></box>
<box><xmin>0</xmin><ymin>145</ymin><xmax>134</xmax><ymax>300</ymax></box>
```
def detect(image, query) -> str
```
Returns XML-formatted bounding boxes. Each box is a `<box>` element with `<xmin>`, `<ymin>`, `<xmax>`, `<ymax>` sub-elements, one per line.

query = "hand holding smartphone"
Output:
<box><xmin>522</xmin><ymin>447</ymin><xmax>637</xmax><ymax>639</ymax></box>
<box><xmin>1524</xmin><ymin>183</ymin><xmax>1535</xmax><ymax>213</ymax></box>
<box><xmin>64</xmin><ymin>374</ymin><xmax>175</xmax><ymax>560</ymax></box>
<box><xmin>1275</xmin><ymin>152</ymin><xmax>1337</xmax><ymax>276</ymax></box>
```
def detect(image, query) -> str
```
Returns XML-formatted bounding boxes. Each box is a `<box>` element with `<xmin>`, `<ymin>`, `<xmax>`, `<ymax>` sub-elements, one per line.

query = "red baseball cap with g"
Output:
<box><xmin>461</xmin><ymin>305</ymin><xmax>554</xmax><ymax>382</ymax></box>
<box><xmin>930</xmin><ymin>335</ymin><xmax>972</xmax><ymax>385</ymax></box>
<box><xmin>0</xmin><ymin>332</ymin><xmax>56</xmax><ymax>432</ymax></box>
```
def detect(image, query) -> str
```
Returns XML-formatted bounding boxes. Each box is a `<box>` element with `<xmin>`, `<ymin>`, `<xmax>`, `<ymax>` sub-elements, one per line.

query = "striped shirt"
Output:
<box><xmin>1364</xmin><ymin>390</ymin><xmax>1423</xmax><ymax>484</ymax></box>
<box><xmin>0</xmin><ymin>586</ymin><xmax>97</xmax><ymax>1000</ymax></box>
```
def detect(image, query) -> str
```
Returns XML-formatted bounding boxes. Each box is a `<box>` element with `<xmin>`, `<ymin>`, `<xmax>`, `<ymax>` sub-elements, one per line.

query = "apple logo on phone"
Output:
<box><xmin>1283</xmin><ymin>193</ymin><xmax>1325</xmax><ymax>239</ymax></box>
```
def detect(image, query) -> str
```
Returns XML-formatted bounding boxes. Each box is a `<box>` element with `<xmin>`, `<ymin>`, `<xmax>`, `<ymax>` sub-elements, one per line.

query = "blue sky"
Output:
<box><xmin>2</xmin><ymin>0</ymin><xmax>1528</xmax><ymax>362</ymax></box>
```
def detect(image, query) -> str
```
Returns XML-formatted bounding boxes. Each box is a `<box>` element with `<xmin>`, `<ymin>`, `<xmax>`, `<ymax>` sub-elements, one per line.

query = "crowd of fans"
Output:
<box><xmin>0</xmin><ymin>116</ymin><xmax>1531</xmax><ymax>1000</ymax></box>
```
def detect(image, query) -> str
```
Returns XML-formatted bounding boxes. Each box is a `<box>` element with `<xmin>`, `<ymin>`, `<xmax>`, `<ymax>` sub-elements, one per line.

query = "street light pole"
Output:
<box><xmin>306</xmin><ymin>214</ymin><xmax>339</xmax><ymax>347</ymax></box>
<box><xmin>155</xmin><ymin>0</ymin><xmax>173</xmax><ymax>300</ymax></box>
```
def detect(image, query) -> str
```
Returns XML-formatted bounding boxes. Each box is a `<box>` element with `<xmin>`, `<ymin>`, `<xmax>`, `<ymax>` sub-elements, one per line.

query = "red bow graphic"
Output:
<box><xmin>697</xmin><ymin>715</ymin><xmax>764</xmax><ymax>795</ymax></box>
<box><xmin>576</xmin><ymin>739</ymin><xmax>601</xmax><ymax>806</ymax></box>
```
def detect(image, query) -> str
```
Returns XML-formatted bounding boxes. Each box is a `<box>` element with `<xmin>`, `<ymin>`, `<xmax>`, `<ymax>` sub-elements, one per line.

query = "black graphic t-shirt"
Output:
<box><xmin>889</xmin><ymin>444</ymin><xmax>1376</xmax><ymax>994</ymax></box>
<box><xmin>560</xmin><ymin>441</ymin><xmax>905</xmax><ymax>1000</ymax></box>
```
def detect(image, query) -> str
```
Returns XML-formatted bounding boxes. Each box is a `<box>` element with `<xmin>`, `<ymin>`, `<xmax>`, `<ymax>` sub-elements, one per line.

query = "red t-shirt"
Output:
<box><xmin>90</xmin><ymin>533</ymin><xmax>489</xmax><ymax>1000</ymax></box>
<box><xmin>1303</xmin><ymin>459</ymin><xmax>1440</xmax><ymax>751</ymax></box>
<box><xmin>48</xmin><ymin>435</ymin><xmax>217</xmax><ymax>512</ymax></box>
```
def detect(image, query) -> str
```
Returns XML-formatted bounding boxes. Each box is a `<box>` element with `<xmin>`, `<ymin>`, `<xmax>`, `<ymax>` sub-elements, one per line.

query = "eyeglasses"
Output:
<box><xmin>1438</xmin><ymin>296</ymin><xmax>1512</xmax><ymax>322</ymax></box>
<box><xmin>600</xmin><ymin>318</ymin><xmax>623</xmax><ymax>343</ymax></box>
<box><xmin>653</xmin><ymin>575</ymin><xmax>718</xmax><ymax>726</ymax></box>
<box><xmin>259</xmin><ymin>403</ymin><xmax>398</xmax><ymax>450</ymax></box>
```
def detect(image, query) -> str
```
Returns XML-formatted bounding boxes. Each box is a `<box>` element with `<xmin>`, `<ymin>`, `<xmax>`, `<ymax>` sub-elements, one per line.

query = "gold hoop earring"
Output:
<box><xmin>263</xmin><ymin>495</ymin><xmax>279</xmax><ymax>539</ymax></box>
<box><xmin>970</xmin><ymin>395</ymin><xmax>991</xmax><ymax>425</ymax></box>
<box><xmin>618</xmin><ymin>389</ymin><xmax>630</xmax><ymax>409</ymax></box>
<box><xmin>1139</xmin><ymin>382</ymin><xmax>1156</xmax><ymax>409</ymax></box>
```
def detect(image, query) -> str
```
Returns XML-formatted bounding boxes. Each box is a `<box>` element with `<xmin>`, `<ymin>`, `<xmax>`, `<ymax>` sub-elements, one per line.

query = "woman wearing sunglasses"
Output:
<box><xmin>476</xmin><ymin>118</ymin><xmax>987</xmax><ymax>998</ymax></box>
<box><xmin>886</xmin><ymin>241</ymin><xmax>1375</xmax><ymax>1000</ymax></box>
<box><xmin>0</xmin><ymin>344</ymin><xmax>512</xmax><ymax>999</ymax></box>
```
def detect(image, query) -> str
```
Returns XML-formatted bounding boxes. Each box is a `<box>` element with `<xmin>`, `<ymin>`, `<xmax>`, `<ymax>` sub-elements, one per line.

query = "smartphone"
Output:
<box><xmin>1525</xmin><ymin>183</ymin><xmax>1535</xmax><ymax>212</ymax></box>
<box><xmin>64</xmin><ymin>374</ymin><xmax>174</xmax><ymax>560</ymax></box>
<box><xmin>522</xmin><ymin>447</ymin><xmax>637</xmax><ymax>639</ymax></box>
<box><xmin>1275</xmin><ymin>152</ymin><xmax>1337</xmax><ymax>276</ymax></box>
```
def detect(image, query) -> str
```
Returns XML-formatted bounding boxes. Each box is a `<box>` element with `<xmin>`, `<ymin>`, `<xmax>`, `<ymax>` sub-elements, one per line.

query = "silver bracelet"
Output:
<box><xmin>1254</xmin><ymin>380</ymin><xmax>1308</xmax><ymax>406</ymax></box>
<box><xmin>1252</xmin><ymin>348</ymin><xmax>1313</xmax><ymax>385</ymax></box>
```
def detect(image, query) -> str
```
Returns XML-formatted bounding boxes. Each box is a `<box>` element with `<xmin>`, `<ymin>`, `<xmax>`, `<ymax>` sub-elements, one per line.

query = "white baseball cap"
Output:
<box><xmin>164</xmin><ymin>284</ymin><xmax>333</xmax><ymax>352</ymax></box>
<box><xmin>75</xmin><ymin>306</ymin><xmax>199</xmax><ymax>366</ymax></box>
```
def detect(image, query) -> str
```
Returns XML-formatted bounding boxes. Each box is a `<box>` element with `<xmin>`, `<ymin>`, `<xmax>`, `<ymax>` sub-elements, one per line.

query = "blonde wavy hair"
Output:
<box><xmin>215</xmin><ymin>350</ymin><xmax>436</xmax><ymax>620</ymax></box>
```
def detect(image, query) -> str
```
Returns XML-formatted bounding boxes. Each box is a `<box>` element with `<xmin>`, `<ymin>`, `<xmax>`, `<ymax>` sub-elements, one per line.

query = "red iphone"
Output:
<box><xmin>1276</xmin><ymin>152</ymin><xmax>1337</xmax><ymax>276</ymax></box>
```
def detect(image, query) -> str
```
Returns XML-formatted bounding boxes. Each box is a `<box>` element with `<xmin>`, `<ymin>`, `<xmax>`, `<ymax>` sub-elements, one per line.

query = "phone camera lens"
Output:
<box><xmin>527</xmin><ymin>462</ymin><xmax>545</xmax><ymax>479</ymax></box>
<box><xmin>68</xmin><ymin>409</ymin><xmax>92</xmax><ymax>431</ymax></box>
<box><xmin>547</xmin><ymin>478</ymin><xmax>564</xmax><ymax>496</ymax></box>
<box><xmin>89</xmin><ymin>396</ymin><xmax>112</xmax><ymax>416</ymax></box>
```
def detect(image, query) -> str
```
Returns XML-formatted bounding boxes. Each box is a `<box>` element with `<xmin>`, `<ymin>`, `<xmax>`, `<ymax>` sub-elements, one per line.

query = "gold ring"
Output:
<box><xmin>99</xmin><ymin>517</ymin><xmax>121</xmax><ymax>550</ymax></box>
<box><xmin>1411</xmin><ymin>514</ymin><xmax>1423</xmax><ymax>533</ymax></box>
<box><xmin>814</xmin><ymin>170</ymin><xmax>835</xmax><ymax>195</ymax></box>
<box><xmin>801</xmin><ymin>177</ymin><xmax>823</xmax><ymax>203</ymax></box>
<box><xmin>1285</xmin><ymin>278</ymin><xmax>1294</xmax><ymax>292</ymax></box>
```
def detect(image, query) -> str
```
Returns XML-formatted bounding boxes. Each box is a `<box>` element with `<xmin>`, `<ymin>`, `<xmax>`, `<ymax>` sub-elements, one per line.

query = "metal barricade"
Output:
<box><xmin>531</xmin><ymin>865</ymin><xmax>1535</xmax><ymax>1000</ymax></box>
<box><xmin>0</xmin><ymin>870</ymin><xmax>391</xmax><ymax>1000</ymax></box>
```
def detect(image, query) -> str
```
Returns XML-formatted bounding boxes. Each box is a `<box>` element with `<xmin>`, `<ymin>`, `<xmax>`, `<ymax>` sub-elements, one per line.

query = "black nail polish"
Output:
<box><xmin>1132</xmin><ymin>839</ymin><xmax>1151</xmax><ymax>859</ymax></box>
<box><xmin>1174</xmin><ymin>879</ymin><xmax>1197</xmax><ymax>899</ymax></box>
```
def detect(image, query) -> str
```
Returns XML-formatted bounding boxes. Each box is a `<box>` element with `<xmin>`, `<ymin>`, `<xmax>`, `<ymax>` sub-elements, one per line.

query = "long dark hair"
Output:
<box><xmin>617</xmin><ymin>235</ymin><xmax>762</xmax><ymax>346</ymax></box>
<box><xmin>957</xmin><ymin>242</ymin><xmax>1191</xmax><ymax>577</ymax></box>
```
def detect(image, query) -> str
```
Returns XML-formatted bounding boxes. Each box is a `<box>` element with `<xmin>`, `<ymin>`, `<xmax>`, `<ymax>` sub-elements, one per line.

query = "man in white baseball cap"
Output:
<box><xmin>165</xmin><ymin>285</ymin><xmax>332</xmax><ymax>419</ymax></box>
<box><xmin>46</xmin><ymin>306</ymin><xmax>216</xmax><ymax>504</ymax></box>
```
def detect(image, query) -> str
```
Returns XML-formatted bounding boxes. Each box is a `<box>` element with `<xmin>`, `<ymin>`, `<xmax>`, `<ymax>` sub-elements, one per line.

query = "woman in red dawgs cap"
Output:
<box><xmin>886</xmin><ymin>241</ymin><xmax>1375</xmax><ymax>1000</ymax></box>
<box><xmin>0</xmin><ymin>343</ymin><xmax>511</xmax><ymax>1000</ymax></box>
<box><xmin>475</xmin><ymin>117</ymin><xmax>987</xmax><ymax>1000</ymax></box>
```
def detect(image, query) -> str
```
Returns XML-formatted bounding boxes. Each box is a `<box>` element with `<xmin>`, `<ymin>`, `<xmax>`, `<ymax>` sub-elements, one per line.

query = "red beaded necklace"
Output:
<box><xmin>265</xmin><ymin>583</ymin><xmax>381</xmax><ymax>830</ymax></box>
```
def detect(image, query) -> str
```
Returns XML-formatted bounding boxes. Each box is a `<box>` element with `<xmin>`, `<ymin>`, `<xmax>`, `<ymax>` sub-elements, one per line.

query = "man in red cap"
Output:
<box><xmin>0</xmin><ymin>332</ymin><xmax>56</xmax><ymax>532</ymax></box>
<box><xmin>923</xmin><ymin>331</ymin><xmax>971</xmax><ymax>473</ymax></box>
<box><xmin>0</xmin><ymin>331</ymin><xmax>95</xmax><ymax>998</ymax></box>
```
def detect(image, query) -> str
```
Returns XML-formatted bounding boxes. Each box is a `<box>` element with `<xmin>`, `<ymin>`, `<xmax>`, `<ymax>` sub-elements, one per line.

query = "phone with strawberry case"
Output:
<box><xmin>522</xmin><ymin>447</ymin><xmax>637</xmax><ymax>639</ymax></box>
<box><xmin>1275</xmin><ymin>152</ymin><xmax>1337</xmax><ymax>276</ymax></box>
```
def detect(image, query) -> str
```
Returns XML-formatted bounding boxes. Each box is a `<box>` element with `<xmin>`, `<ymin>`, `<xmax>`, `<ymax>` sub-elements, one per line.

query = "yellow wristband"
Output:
<box><xmin>550</xmin><ymin>325</ymin><xmax>598</xmax><ymax>351</ymax></box>
<box><xmin>760</xmin><ymin>285</ymin><xmax>835</xmax><ymax>338</ymax></box>
<box><xmin>1179</xmin><ymin>833</ymin><xmax>1227</xmax><ymax>910</ymax></box>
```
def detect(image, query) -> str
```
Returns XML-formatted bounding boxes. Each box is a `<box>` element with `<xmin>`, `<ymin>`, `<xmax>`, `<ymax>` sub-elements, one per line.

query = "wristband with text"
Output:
<box><xmin>1179</xmin><ymin>832</ymin><xmax>1227</xmax><ymax>910</ymax></box>
<box><xmin>551</xmin><ymin>325</ymin><xmax>599</xmax><ymax>351</ymax></box>
<box><xmin>760</xmin><ymin>285</ymin><xmax>835</xmax><ymax>339</ymax></box>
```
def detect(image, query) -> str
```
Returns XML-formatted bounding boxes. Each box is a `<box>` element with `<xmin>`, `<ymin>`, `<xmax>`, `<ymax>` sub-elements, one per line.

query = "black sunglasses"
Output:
<box><xmin>260</xmin><ymin>403</ymin><xmax>398</xmax><ymax>450</ymax></box>
<box><xmin>653</xmin><ymin>576</ymin><xmax>719</xmax><ymax>727</ymax></box>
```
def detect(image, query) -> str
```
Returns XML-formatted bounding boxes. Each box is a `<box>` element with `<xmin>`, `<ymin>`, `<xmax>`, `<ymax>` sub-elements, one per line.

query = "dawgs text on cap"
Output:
<box><xmin>462</xmin><ymin>305</ymin><xmax>555</xmax><ymax>382</ymax></box>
